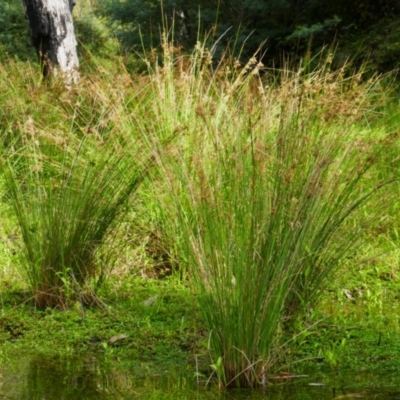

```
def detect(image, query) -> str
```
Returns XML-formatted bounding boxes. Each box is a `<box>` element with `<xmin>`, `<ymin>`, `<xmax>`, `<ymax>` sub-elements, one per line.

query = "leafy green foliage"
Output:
<box><xmin>0</xmin><ymin>0</ymin><xmax>36</xmax><ymax>61</ymax></box>
<box><xmin>73</xmin><ymin>1</ymin><xmax>121</xmax><ymax>63</ymax></box>
<box><xmin>95</xmin><ymin>0</ymin><xmax>400</xmax><ymax>72</ymax></box>
<box><xmin>2</xmin><ymin>0</ymin><xmax>400</xmax><ymax>74</ymax></box>
<box><xmin>97</xmin><ymin>0</ymin><xmax>295</xmax><ymax>57</ymax></box>
<box><xmin>338</xmin><ymin>18</ymin><xmax>400</xmax><ymax>73</ymax></box>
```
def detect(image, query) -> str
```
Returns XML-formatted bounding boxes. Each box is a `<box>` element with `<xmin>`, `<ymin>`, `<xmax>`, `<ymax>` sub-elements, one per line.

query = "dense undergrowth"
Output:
<box><xmin>0</xmin><ymin>30</ymin><xmax>400</xmax><ymax>391</ymax></box>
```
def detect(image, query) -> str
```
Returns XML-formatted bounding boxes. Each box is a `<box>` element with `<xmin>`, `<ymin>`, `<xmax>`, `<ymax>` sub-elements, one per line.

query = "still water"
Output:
<box><xmin>0</xmin><ymin>352</ymin><xmax>400</xmax><ymax>399</ymax></box>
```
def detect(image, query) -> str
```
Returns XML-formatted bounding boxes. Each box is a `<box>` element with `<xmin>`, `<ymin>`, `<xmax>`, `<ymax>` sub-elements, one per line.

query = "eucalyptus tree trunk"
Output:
<box><xmin>22</xmin><ymin>0</ymin><xmax>79</xmax><ymax>84</ymax></box>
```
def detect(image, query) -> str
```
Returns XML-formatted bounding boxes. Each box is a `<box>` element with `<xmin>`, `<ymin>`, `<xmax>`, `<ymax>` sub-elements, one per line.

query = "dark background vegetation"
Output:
<box><xmin>1</xmin><ymin>0</ymin><xmax>400</xmax><ymax>73</ymax></box>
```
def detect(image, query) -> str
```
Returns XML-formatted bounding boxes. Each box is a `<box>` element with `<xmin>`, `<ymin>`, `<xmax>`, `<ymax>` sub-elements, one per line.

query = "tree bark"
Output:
<box><xmin>22</xmin><ymin>0</ymin><xmax>79</xmax><ymax>84</ymax></box>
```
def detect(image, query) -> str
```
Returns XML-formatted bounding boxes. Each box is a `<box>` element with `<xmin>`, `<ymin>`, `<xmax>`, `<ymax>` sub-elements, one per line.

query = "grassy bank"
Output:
<box><xmin>1</xmin><ymin>258</ymin><xmax>400</xmax><ymax>380</ymax></box>
<box><xmin>0</xmin><ymin>39</ymin><xmax>399</xmax><ymax>389</ymax></box>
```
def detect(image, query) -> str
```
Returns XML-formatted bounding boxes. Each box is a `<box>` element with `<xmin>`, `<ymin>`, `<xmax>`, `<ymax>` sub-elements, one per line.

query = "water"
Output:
<box><xmin>0</xmin><ymin>352</ymin><xmax>400</xmax><ymax>399</ymax></box>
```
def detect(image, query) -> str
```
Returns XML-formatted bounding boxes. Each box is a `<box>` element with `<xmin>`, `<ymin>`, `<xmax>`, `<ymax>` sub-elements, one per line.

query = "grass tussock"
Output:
<box><xmin>0</xmin><ymin>63</ymin><xmax>156</xmax><ymax>309</ymax></box>
<box><xmin>145</xmin><ymin>43</ymin><xmax>396</xmax><ymax>387</ymax></box>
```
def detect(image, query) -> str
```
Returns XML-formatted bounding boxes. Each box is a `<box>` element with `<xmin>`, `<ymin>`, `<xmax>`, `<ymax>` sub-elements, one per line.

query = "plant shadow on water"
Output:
<box><xmin>1</xmin><ymin>353</ymin><xmax>400</xmax><ymax>399</ymax></box>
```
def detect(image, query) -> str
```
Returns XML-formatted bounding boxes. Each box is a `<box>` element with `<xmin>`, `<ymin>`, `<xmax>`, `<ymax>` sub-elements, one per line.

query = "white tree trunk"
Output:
<box><xmin>23</xmin><ymin>0</ymin><xmax>79</xmax><ymax>84</ymax></box>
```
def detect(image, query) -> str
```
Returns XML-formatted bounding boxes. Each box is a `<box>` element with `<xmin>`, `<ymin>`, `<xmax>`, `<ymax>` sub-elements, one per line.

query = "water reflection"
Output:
<box><xmin>0</xmin><ymin>352</ymin><xmax>399</xmax><ymax>399</ymax></box>
<box><xmin>1</xmin><ymin>354</ymin><xmax>114</xmax><ymax>399</ymax></box>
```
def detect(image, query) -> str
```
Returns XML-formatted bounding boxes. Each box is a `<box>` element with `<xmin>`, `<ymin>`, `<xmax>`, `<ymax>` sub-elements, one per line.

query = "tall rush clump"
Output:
<box><xmin>0</xmin><ymin>76</ymin><xmax>153</xmax><ymax>309</ymax></box>
<box><xmin>150</xmin><ymin>43</ymin><xmax>391</xmax><ymax>387</ymax></box>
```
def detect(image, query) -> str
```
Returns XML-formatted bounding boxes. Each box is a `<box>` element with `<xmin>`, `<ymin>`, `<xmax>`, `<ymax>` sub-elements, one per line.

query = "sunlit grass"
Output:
<box><xmin>0</xmin><ymin>65</ymin><xmax>156</xmax><ymax>309</ymax></box>
<box><xmin>0</xmin><ymin>39</ymin><xmax>399</xmax><ymax>388</ymax></box>
<box><xmin>147</xmin><ymin>42</ymin><xmax>398</xmax><ymax>387</ymax></box>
